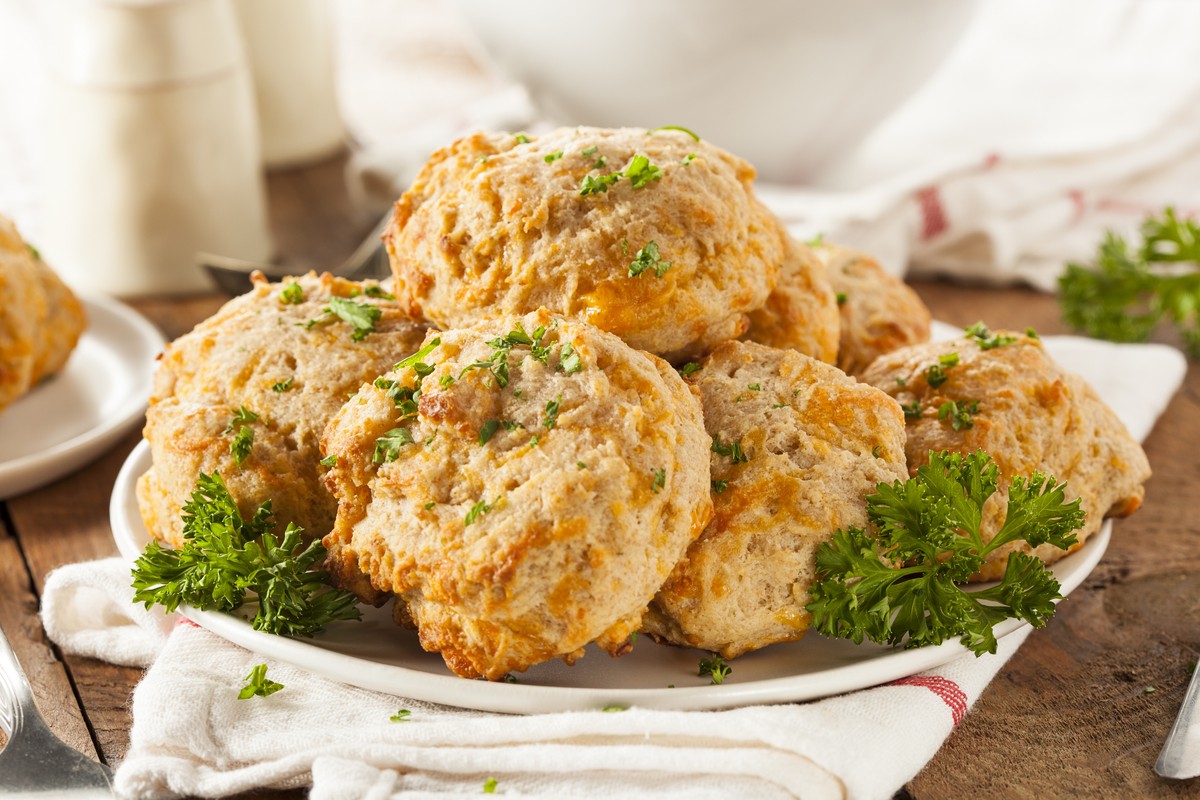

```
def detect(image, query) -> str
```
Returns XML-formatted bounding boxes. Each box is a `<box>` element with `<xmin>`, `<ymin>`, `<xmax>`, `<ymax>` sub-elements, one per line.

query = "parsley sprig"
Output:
<box><xmin>807</xmin><ymin>450</ymin><xmax>1084</xmax><ymax>656</ymax></box>
<box><xmin>131</xmin><ymin>473</ymin><xmax>361</xmax><ymax>636</ymax></box>
<box><xmin>306</xmin><ymin>296</ymin><xmax>382</xmax><ymax>341</ymax></box>
<box><xmin>1059</xmin><ymin>207</ymin><xmax>1200</xmax><ymax>357</ymax></box>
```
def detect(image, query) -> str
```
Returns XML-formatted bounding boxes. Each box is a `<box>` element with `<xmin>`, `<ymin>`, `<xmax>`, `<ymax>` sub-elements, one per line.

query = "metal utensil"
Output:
<box><xmin>1154</xmin><ymin>664</ymin><xmax>1200</xmax><ymax>779</ymax></box>
<box><xmin>198</xmin><ymin>211</ymin><xmax>393</xmax><ymax>295</ymax></box>
<box><xmin>0</xmin><ymin>626</ymin><xmax>114</xmax><ymax>796</ymax></box>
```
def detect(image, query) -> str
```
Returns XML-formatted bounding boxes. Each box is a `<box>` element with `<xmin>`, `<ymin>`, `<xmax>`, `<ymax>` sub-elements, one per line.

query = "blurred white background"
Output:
<box><xmin>2</xmin><ymin>0</ymin><xmax>1199</xmax><ymax>288</ymax></box>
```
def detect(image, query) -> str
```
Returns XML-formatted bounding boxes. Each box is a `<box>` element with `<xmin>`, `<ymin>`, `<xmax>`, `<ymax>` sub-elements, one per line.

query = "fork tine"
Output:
<box><xmin>0</xmin><ymin>627</ymin><xmax>113</xmax><ymax>794</ymax></box>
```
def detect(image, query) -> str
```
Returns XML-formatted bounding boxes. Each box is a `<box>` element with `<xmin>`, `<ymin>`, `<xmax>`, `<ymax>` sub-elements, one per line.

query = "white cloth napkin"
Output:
<box><xmin>40</xmin><ymin>335</ymin><xmax>1186</xmax><ymax>800</ymax></box>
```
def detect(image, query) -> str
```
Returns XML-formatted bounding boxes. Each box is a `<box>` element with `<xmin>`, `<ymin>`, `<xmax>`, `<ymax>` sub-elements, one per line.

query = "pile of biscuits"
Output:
<box><xmin>138</xmin><ymin>127</ymin><xmax>1150</xmax><ymax>678</ymax></box>
<box><xmin>0</xmin><ymin>214</ymin><xmax>86</xmax><ymax>413</ymax></box>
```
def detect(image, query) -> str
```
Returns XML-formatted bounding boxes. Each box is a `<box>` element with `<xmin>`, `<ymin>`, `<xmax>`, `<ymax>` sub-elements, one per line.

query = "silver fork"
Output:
<box><xmin>197</xmin><ymin>211</ymin><xmax>393</xmax><ymax>295</ymax></box>
<box><xmin>0</xmin><ymin>625</ymin><xmax>113</xmax><ymax>796</ymax></box>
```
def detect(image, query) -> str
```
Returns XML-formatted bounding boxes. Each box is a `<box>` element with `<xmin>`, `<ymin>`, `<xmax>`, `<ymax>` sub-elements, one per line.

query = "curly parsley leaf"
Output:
<box><xmin>806</xmin><ymin>450</ymin><xmax>1083</xmax><ymax>656</ymax></box>
<box><xmin>131</xmin><ymin>473</ymin><xmax>361</xmax><ymax>636</ymax></box>
<box><xmin>698</xmin><ymin>653</ymin><xmax>732</xmax><ymax>685</ymax></box>
<box><xmin>1059</xmin><ymin>207</ymin><xmax>1200</xmax><ymax>357</ymax></box>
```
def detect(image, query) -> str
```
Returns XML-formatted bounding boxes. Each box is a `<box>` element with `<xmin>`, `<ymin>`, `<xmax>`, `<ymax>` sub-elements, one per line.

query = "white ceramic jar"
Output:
<box><xmin>233</xmin><ymin>0</ymin><xmax>345</xmax><ymax>168</ymax></box>
<box><xmin>39</xmin><ymin>0</ymin><xmax>272</xmax><ymax>296</ymax></box>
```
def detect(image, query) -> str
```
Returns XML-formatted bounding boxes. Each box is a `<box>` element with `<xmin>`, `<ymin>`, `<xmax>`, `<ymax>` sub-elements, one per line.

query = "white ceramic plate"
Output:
<box><xmin>111</xmin><ymin>440</ymin><xmax>1109</xmax><ymax>713</ymax></box>
<box><xmin>0</xmin><ymin>295</ymin><xmax>163</xmax><ymax>499</ymax></box>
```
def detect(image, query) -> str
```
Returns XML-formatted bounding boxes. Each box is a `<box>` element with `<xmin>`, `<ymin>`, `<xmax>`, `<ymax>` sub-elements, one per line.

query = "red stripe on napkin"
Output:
<box><xmin>175</xmin><ymin>618</ymin><xmax>200</xmax><ymax>629</ymax></box>
<box><xmin>916</xmin><ymin>186</ymin><xmax>948</xmax><ymax>240</ymax></box>
<box><xmin>890</xmin><ymin>675</ymin><xmax>968</xmax><ymax>725</ymax></box>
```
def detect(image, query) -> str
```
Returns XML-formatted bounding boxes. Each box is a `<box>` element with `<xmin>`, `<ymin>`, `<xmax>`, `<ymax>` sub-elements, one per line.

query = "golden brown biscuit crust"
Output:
<box><xmin>860</xmin><ymin>332</ymin><xmax>1150</xmax><ymax>580</ymax></box>
<box><xmin>743</xmin><ymin>234</ymin><xmax>840</xmax><ymax>363</ymax></box>
<box><xmin>644</xmin><ymin>340</ymin><xmax>908</xmax><ymax>658</ymax></box>
<box><xmin>817</xmin><ymin>243</ymin><xmax>931</xmax><ymax>377</ymax></box>
<box><xmin>387</xmin><ymin>127</ymin><xmax>784</xmax><ymax>362</ymax></box>
<box><xmin>321</xmin><ymin>309</ymin><xmax>712</xmax><ymax>679</ymax></box>
<box><xmin>137</xmin><ymin>272</ymin><xmax>428</xmax><ymax>548</ymax></box>
<box><xmin>0</xmin><ymin>215</ymin><xmax>85</xmax><ymax>411</ymax></box>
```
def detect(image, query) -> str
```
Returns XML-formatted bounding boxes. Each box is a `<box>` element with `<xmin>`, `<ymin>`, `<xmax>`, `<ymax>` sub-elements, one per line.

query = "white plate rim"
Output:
<box><xmin>111</xmin><ymin>439</ymin><xmax>1110</xmax><ymax>713</ymax></box>
<box><xmin>0</xmin><ymin>294</ymin><xmax>163</xmax><ymax>498</ymax></box>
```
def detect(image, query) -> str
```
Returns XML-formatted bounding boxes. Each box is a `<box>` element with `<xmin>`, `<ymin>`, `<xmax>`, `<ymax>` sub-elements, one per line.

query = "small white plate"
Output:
<box><xmin>111</xmin><ymin>440</ymin><xmax>1109</xmax><ymax>713</ymax></box>
<box><xmin>0</xmin><ymin>295</ymin><xmax>163</xmax><ymax>499</ymax></box>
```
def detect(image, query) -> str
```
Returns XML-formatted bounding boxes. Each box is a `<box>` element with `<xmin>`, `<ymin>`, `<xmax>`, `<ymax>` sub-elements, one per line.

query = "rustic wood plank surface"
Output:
<box><xmin>1</xmin><ymin>156</ymin><xmax>1196</xmax><ymax>799</ymax></box>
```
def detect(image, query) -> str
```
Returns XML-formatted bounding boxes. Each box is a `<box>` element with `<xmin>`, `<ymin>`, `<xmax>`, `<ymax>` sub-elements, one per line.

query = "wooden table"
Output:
<box><xmin>1</xmin><ymin>157</ymin><xmax>1197</xmax><ymax>799</ymax></box>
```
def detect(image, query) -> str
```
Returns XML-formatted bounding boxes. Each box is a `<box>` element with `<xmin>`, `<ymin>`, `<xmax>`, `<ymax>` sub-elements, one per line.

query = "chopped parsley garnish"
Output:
<box><xmin>226</xmin><ymin>407</ymin><xmax>258</xmax><ymax>466</ymax></box>
<box><xmin>483</xmin><ymin>777</ymin><xmax>498</xmax><ymax>794</ymax></box>
<box><xmin>836</xmin><ymin>292</ymin><xmax>848</xmax><ymax>305</ymax></box>
<box><xmin>272</xmin><ymin>378</ymin><xmax>294</xmax><ymax>392</ymax></box>
<box><xmin>544</xmin><ymin>151</ymin><xmax>563</xmax><ymax>163</ymax></box>
<box><xmin>389</xmin><ymin>709</ymin><xmax>412</xmax><ymax>722</ymax></box>
<box><xmin>1026</xmin><ymin>327</ymin><xmax>1040</xmax><ymax>339</ymax></box>
<box><xmin>624</xmin><ymin>153</ymin><xmax>663</xmax><ymax>188</ymax></box>
<box><xmin>479</xmin><ymin>419</ymin><xmax>500</xmax><ymax>445</ymax></box>
<box><xmin>748</xmin><ymin>383</ymin><xmax>761</xmax><ymax>391</ymax></box>
<box><xmin>423</xmin><ymin>501</ymin><xmax>436</xmax><ymax>510</ymax></box>
<box><xmin>771</xmin><ymin>402</ymin><xmax>789</xmax><ymax>409</ymax></box>
<box><xmin>901</xmin><ymin>400</ymin><xmax>922</xmax><ymax>419</ymax></box>
<box><xmin>808</xmin><ymin>232</ymin><xmax>825</xmax><ymax>247</ymax></box>
<box><xmin>964</xmin><ymin>322</ymin><xmax>1017</xmax><ymax>350</ymax></box>
<box><xmin>679</xmin><ymin>362</ymin><xmax>701</xmax><ymax>377</ymax></box>
<box><xmin>438</xmin><ymin>374</ymin><xmax>455</xmax><ymax>387</ymax></box>
<box><xmin>938</xmin><ymin>399</ymin><xmax>981</xmax><ymax>430</ymax></box>
<box><xmin>651</xmin><ymin>467</ymin><xmax>666</xmax><ymax>494</ymax></box>
<box><xmin>373</xmin><ymin>427</ymin><xmax>415</xmax><ymax>464</ymax></box>
<box><xmin>559</xmin><ymin>342</ymin><xmax>582</xmax><ymax>374</ymax></box>
<box><xmin>650</xmin><ymin>124</ymin><xmax>701</xmax><ymax>141</ymax></box>
<box><xmin>711</xmin><ymin>435</ymin><xmax>748</xmax><ymax>464</ymax></box>
<box><xmin>543</xmin><ymin>396</ymin><xmax>562</xmax><ymax>429</ymax></box>
<box><xmin>581</xmin><ymin>145</ymin><xmax>598</xmax><ymax>157</ymax></box>
<box><xmin>628</xmin><ymin>241</ymin><xmax>672</xmax><ymax>278</ymax></box>
<box><xmin>807</xmin><ymin>450</ymin><xmax>1084</xmax><ymax>656</ymax></box>
<box><xmin>579</xmin><ymin>172</ymin><xmax>622</xmax><ymax>196</ymax></box>
<box><xmin>515</xmin><ymin>133</ymin><xmax>530</xmax><ymax>144</ymax></box>
<box><xmin>529</xmin><ymin>434</ymin><xmax>540</xmax><ymax>447</ymax></box>
<box><xmin>924</xmin><ymin>352</ymin><xmax>960</xmax><ymax>388</ymax></box>
<box><xmin>698</xmin><ymin>653</ymin><xmax>731</xmax><ymax>685</ymax></box>
<box><xmin>226</xmin><ymin>406</ymin><xmax>259</xmax><ymax>432</ymax></box>
<box><xmin>26</xmin><ymin>243</ymin><xmax>40</xmax><ymax>260</ymax></box>
<box><xmin>465</xmin><ymin>497</ymin><xmax>498</xmax><ymax>526</ymax></box>
<box><xmin>681</xmin><ymin>153</ymin><xmax>696</xmax><ymax>165</ymax></box>
<box><xmin>872</xmin><ymin>445</ymin><xmax>884</xmax><ymax>458</ymax></box>
<box><xmin>711</xmin><ymin>479</ymin><xmax>728</xmax><ymax>494</ymax></box>
<box><xmin>362</xmin><ymin>285</ymin><xmax>396</xmax><ymax>300</ymax></box>
<box><xmin>307</xmin><ymin>297</ymin><xmax>381</xmax><ymax>341</ymax></box>
<box><xmin>281</xmin><ymin>282</ymin><xmax>305</xmax><ymax>304</ymax></box>
<box><xmin>395</xmin><ymin>337</ymin><xmax>442</xmax><ymax>370</ymax></box>
<box><xmin>131</xmin><ymin>472</ymin><xmax>361</xmax><ymax>636</ymax></box>
<box><xmin>602</xmin><ymin>704</ymin><xmax>628</xmax><ymax>712</ymax></box>
<box><xmin>319</xmin><ymin>454</ymin><xmax>337</xmax><ymax>468</ymax></box>
<box><xmin>238</xmin><ymin>664</ymin><xmax>284</xmax><ymax>700</ymax></box>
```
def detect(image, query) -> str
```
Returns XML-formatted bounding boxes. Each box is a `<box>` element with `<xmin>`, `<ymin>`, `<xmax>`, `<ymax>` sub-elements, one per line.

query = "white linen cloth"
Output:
<box><xmin>40</xmin><ymin>334</ymin><xmax>1187</xmax><ymax>800</ymax></box>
